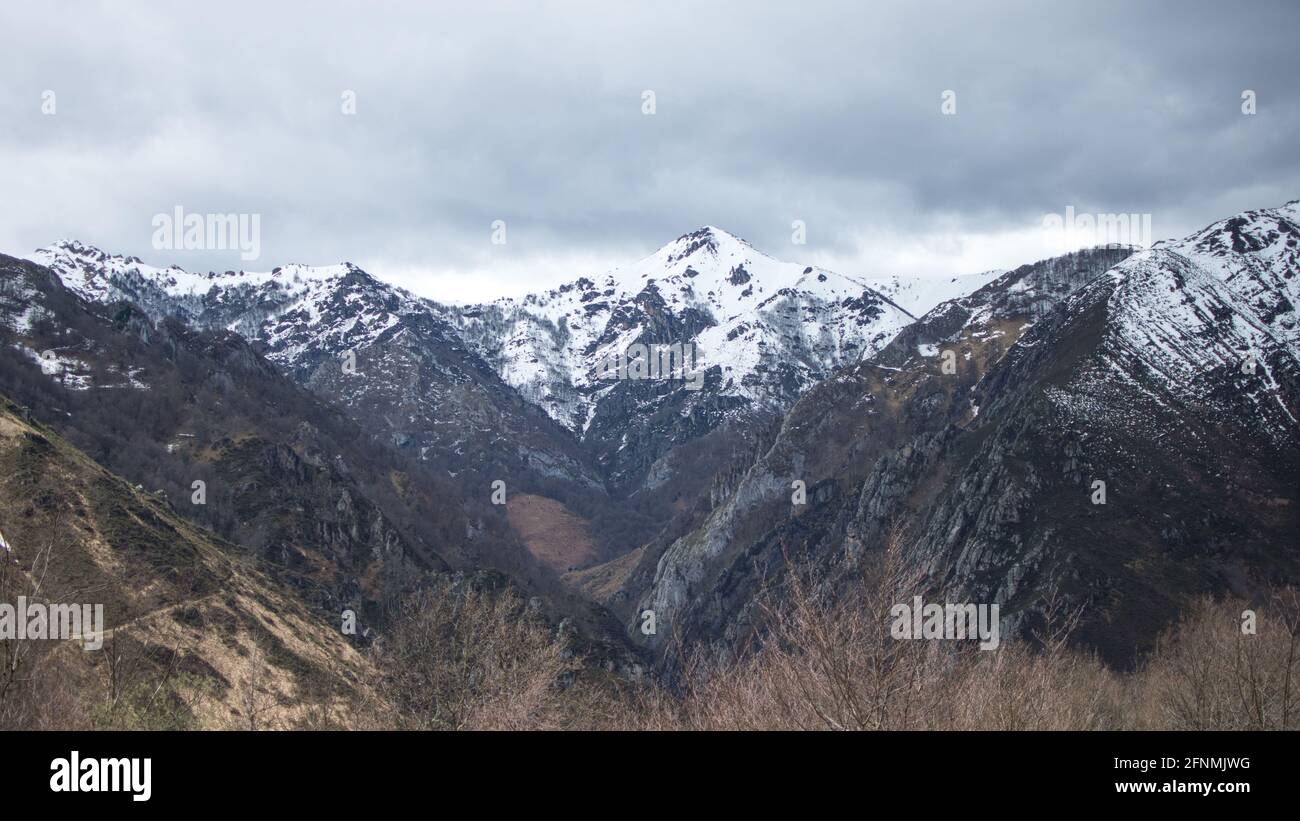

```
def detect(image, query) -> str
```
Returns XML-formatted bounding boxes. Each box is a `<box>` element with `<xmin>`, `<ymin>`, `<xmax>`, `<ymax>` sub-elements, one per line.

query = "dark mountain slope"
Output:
<box><xmin>631</xmin><ymin>218</ymin><xmax>1300</xmax><ymax>669</ymax></box>
<box><xmin>0</xmin><ymin>253</ymin><xmax>528</xmax><ymax>628</ymax></box>
<box><xmin>31</xmin><ymin>243</ymin><xmax>608</xmax><ymax>505</ymax></box>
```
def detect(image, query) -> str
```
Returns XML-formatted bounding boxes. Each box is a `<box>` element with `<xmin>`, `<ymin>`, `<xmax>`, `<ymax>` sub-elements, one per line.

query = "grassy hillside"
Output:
<box><xmin>0</xmin><ymin>395</ymin><xmax>382</xmax><ymax>729</ymax></box>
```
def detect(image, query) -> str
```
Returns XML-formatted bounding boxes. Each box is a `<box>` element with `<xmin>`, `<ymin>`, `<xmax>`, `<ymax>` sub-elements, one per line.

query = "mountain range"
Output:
<box><xmin>6</xmin><ymin>198</ymin><xmax>1298</xmax><ymax>678</ymax></box>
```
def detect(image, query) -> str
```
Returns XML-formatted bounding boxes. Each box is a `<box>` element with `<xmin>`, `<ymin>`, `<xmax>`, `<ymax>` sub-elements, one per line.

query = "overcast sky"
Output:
<box><xmin>1</xmin><ymin>1</ymin><xmax>1297</xmax><ymax>303</ymax></box>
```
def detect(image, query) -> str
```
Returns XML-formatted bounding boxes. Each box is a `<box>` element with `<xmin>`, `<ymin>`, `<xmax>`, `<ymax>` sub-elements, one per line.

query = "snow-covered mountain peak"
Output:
<box><xmin>604</xmin><ymin>226</ymin><xmax>770</xmax><ymax>296</ymax></box>
<box><xmin>577</xmin><ymin>226</ymin><xmax>876</xmax><ymax>330</ymax></box>
<box><xmin>443</xmin><ymin>228</ymin><xmax>924</xmax><ymax>440</ymax></box>
<box><xmin>26</xmin><ymin>242</ymin><xmax>433</xmax><ymax>380</ymax></box>
<box><xmin>45</xmin><ymin>238</ymin><xmax>141</xmax><ymax>263</ymax></box>
<box><xmin>33</xmin><ymin>240</ymin><xmax>186</xmax><ymax>302</ymax></box>
<box><xmin>31</xmin><ymin>240</ymin><xmax>367</xmax><ymax>304</ymax></box>
<box><xmin>655</xmin><ymin>225</ymin><xmax>758</xmax><ymax>267</ymax></box>
<box><xmin>1153</xmin><ymin>198</ymin><xmax>1300</xmax><ymax>344</ymax></box>
<box><xmin>1035</xmin><ymin>245</ymin><xmax>1300</xmax><ymax>443</ymax></box>
<box><xmin>1158</xmin><ymin>200</ymin><xmax>1299</xmax><ymax>262</ymax></box>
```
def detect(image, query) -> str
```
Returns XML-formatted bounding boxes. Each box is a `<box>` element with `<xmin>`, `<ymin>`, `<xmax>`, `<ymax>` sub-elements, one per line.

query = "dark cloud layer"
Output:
<box><xmin>1</xmin><ymin>1</ymin><xmax>1297</xmax><ymax>301</ymax></box>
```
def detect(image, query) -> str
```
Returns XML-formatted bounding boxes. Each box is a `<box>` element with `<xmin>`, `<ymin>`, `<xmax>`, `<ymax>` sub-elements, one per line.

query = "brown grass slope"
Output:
<box><xmin>0</xmin><ymin>395</ymin><xmax>381</xmax><ymax>730</ymax></box>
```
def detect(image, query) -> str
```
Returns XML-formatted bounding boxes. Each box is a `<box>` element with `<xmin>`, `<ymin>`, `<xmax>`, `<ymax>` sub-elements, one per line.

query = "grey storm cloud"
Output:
<box><xmin>1</xmin><ymin>0</ymin><xmax>1297</xmax><ymax>302</ymax></box>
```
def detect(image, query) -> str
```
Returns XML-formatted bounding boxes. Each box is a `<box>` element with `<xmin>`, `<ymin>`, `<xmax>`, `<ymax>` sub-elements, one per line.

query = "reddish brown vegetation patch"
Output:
<box><xmin>506</xmin><ymin>494</ymin><xmax>598</xmax><ymax>574</ymax></box>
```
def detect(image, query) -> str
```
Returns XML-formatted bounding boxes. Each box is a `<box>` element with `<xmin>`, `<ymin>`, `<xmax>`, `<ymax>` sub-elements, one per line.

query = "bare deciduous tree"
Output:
<box><xmin>371</xmin><ymin>579</ymin><xmax>578</xmax><ymax>730</ymax></box>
